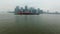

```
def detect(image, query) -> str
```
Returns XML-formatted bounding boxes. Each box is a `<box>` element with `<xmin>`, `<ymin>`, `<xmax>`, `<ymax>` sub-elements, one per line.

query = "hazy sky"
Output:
<box><xmin>0</xmin><ymin>0</ymin><xmax>60</xmax><ymax>12</ymax></box>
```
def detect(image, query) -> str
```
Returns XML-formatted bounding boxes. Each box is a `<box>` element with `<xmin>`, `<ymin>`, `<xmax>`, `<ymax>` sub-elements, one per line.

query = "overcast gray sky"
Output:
<box><xmin>0</xmin><ymin>0</ymin><xmax>60</xmax><ymax>12</ymax></box>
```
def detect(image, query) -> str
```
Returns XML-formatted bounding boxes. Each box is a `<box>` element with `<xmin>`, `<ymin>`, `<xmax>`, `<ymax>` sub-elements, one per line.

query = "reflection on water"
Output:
<box><xmin>0</xmin><ymin>13</ymin><xmax>60</xmax><ymax>34</ymax></box>
<box><xmin>14</xmin><ymin>15</ymin><xmax>42</xmax><ymax>34</ymax></box>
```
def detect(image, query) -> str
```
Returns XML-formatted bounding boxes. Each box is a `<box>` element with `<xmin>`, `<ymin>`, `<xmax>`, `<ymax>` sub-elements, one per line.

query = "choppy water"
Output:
<box><xmin>0</xmin><ymin>13</ymin><xmax>60</xmax><ymax>34</ymax></box>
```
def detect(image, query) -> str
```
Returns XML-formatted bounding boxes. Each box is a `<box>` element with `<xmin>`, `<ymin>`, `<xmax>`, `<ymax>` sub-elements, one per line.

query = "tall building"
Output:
<box><xmin>20</xmin><ymin>7</ymin><xmax>24</xmax><ymax>11</ymax></box>
<box><xmin>37</xmin><ymin>8</ymin><xmax>40</xmax><ymax>13</ymax></box>
<box><xmin>29</xmin><ymin>7</ymin><xmax>34</xmax><ymax>13</ymax></box>
<box><xmin>25</xmin><ymin>5</ymin><xmax>28</xmax><ymax>11</ymax></box>
<box><xmin>15</xmin><ymin>6</ymin><xmax>20</xmax><ymax>14</ymax></box>
<box><xmin>21</xmin><ymin>7</ymin><xmax>23</xmax><ymax>9</ymax></box>
<box><xmin>37</xmin><ymin>8</ymin><xmax>43</xmax><ymax>14</ymax></box>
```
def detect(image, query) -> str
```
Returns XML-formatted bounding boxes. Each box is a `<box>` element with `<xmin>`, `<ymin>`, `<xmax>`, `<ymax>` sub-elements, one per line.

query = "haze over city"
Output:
<box><xmin>0</xmin><ymin>0</ymin><xmax>60</xmax><ymax>34</ymax></box>
<box><xmin>0</xmin><ymin>0</ymin><xmax>60</xmax><ymax>12</ymax></box>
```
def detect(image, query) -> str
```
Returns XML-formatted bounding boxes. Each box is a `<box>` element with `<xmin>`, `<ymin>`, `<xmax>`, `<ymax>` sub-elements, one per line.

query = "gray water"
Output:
<box><xmin>0</xmin><ymin>13</ymin><xmax>60</xmax><ymax>34</ymax></box>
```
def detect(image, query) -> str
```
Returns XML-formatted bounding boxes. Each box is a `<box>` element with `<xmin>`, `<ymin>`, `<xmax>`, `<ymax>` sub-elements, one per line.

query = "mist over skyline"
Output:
<box><xmin>0</xmin><ymin>0</ymin><xmax>60</xmax><ymax>12</ymax></box>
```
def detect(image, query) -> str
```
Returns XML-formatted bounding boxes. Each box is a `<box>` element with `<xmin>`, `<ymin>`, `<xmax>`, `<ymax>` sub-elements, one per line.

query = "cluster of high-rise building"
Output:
<box><xmin>14</xmin><ymin>5</ymin><xmax>43</xmax><ymax>15</ymax></box>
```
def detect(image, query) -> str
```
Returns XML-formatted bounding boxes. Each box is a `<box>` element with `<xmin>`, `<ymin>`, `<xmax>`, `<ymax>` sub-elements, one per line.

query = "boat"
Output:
<box><xmin>17</xmin><ymin>12</ymin><xmax>40</xmax><ymax>15</ymax></box>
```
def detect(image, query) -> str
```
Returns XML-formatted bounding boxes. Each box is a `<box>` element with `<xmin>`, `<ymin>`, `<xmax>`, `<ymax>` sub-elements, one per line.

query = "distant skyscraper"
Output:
<box><xmin>25</xmin><ymin>5</ymin><xmax>28</xmax><ymax>11</ymax></box>
<box><xmin>21</xmin><ymin>7</ymin><xmax>23</xmax><ymax>10</ymax></box>
<box><xmin>15</xmin><ymin>6</ymin><xmax>20</xmax><ymax>11</ymax></box>
<box><xmin>20</xmin><ymin>7</ymin><xmax>24</xmax><ymax>12</ymax></box>
<box><xmin>29</xmin><ymin>7</ymin><xmax>34</xmax><ymax>13</ymax></box>
<box><xmin>37</xmin><ymin>8</ymin><xmax>40</xmax><ymax>13</ymax></box>
<box><xmin>15</xmin><ymin>6</ymin><xmax>20</xmax><ymax>14</ymax></box>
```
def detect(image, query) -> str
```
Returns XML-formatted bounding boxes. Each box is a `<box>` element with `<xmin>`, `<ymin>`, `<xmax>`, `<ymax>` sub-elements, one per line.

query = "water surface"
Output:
<box><xmin>0</xmin><ymin>13</ymin><xmax>60</xmax><ymax>34</ymax></box>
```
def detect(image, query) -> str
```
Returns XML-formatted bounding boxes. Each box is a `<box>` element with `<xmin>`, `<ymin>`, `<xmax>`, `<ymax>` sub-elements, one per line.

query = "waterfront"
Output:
<box><xmin>0</xmin><ymin>13</ymin><xmax>60</xmax><ymax>34</ymax></box>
